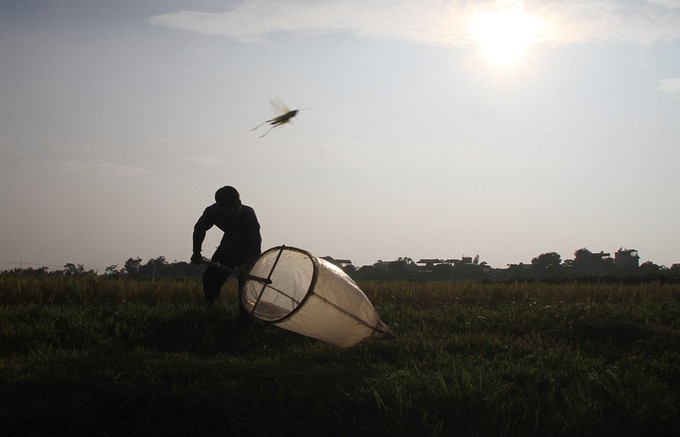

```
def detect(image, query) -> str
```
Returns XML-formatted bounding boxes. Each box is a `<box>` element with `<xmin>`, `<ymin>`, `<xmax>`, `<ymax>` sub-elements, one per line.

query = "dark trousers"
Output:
<box><xmin>202</xmin><ymin>263</ymin><xmax>250</xmax><ymax>320</ymax></box>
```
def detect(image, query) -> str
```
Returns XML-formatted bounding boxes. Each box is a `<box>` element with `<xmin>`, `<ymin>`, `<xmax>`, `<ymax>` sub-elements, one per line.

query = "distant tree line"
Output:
<box><xmin>1</xmin><ymin>257</ymin><xmax>204</xmax><ymax>281</ymax></box>
<box><xmin>3</xmin><ymin>247</ymin><xmax>679</xmax><ymax>283</ymax></box>
<box><xmin>341</xmin><ymin>248</ymin><xmax>679</xmax><ymax>282</ymax></box>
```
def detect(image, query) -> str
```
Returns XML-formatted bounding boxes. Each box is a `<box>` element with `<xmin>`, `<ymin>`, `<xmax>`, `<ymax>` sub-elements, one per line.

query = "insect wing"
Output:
<box><xmin>270</xmin><ymin>98</ymin><xmax>290</xmax><ymax>114</ymax></box>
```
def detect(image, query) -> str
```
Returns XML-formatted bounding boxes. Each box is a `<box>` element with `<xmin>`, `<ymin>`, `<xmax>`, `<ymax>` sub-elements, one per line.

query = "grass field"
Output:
<box><xmin>1</xmin><ymin>275</ymin><xmax>679</xmax><ymax>436</ymax></box>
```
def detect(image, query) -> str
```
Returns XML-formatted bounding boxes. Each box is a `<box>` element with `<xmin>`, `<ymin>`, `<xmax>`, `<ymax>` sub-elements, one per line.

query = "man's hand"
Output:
<box><xmin>239</xmin><ymin>261</ymin><xmax>255</xmax><ymax>274</ymax></box>
<box><xmin>191</xmin><ymin>252</ymin><xmax>204</xmax><ymax>265</ymax></box>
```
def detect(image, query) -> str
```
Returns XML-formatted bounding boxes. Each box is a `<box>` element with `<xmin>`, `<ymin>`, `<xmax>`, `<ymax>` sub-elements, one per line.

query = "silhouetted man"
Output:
<box><xmin>191</xmin><ymin>186</ymin><xmax>262</xmax><ymax>315</ymax></box>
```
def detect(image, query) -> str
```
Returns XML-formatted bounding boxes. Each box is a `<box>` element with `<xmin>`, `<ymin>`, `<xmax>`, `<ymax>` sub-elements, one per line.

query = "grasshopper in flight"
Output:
<box><xmin>251</xmin><ymin>99</ymin><xmax>307</xmax><ymax>138</ymax></box>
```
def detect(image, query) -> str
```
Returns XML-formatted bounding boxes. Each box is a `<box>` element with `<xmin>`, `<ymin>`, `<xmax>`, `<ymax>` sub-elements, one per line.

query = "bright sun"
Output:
<box><xmin>468</xmin><ymin>5</ymin><xmax>541</xmax><ymax>67</ymax></box>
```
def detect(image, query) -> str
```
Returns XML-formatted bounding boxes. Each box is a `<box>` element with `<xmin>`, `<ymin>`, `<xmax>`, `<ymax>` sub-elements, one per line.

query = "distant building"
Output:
<box><xmin>615</xmin><ymin>248</ymin><xmax>639</xmax><ymax>276</ymax></box>
<box><xmin>449</xmin><ymin>256</ymin><xmax>475</xmax><ymax>266</ymax></box>
<box><xmin>416</xmin><ymin>259</ymin><xmax>444</xmax><ymax>269</ymax></box>
<box><xmin>321</xmin><ymin>257</ymin><xmax>352</xmax><ymax>266</ymax></box>
<box><xmin>571</xmin><ymin>249</ymin><xmax>613</xmax><ymax>276</ymax></box>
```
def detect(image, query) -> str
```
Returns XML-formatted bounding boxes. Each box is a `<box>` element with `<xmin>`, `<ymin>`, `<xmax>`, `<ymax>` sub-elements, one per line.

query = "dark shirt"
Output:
<box><xmin>193</xmin><ymin>203</ymin><xmax>262</xmax><ymax>266</ymax></box>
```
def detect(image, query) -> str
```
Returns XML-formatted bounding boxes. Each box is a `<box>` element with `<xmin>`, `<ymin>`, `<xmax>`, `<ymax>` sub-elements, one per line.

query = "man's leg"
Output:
<box><xmin>202</xmin><ymin>265</ymin><xmax>229</xmax><ymax>306</ymax></box>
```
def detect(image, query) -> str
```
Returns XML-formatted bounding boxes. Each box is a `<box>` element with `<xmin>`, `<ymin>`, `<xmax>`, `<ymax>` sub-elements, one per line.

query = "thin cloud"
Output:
<box><xmin>185</xmin><ymin>156</ymin><xmax>222</xmax><ymax>167</ymax></box>
<box><xmin>150</xmin><ymin>0</ymin><xmax>468</xmax><ymax>45</ymax></box>
<box><xmin>149</xmin><ymin>0</ymin><xmax>680</xmax><ymax>46</ymax></box>
<box><xmin>141</xmin><ymin>138</ymin><xmax>169</xmax><ymax>147</ymax></box>
<box><xmin>659</xmin><ymin>77</ymin><xmax>680</xmax><ymax>94</ymax></box>
<box><xmin>648</xmin><ymin>0</ymin><xmax>680</xmax><ymax>9</ymax></box>
<box><xmin>543</xmin><ymin>0</ymin><xmax>680</xmax><ymax>44</ymax></box>
<box><xmin>34</xmin><ymin>159</ymin><xmax>153</xmax><ymax>178</ymax></box>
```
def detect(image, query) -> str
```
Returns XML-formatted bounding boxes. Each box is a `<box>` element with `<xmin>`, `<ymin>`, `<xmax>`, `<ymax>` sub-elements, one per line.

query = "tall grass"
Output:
<box><xmin>1</xmin><ymin>277</ymin><xmax>679</xmax><ymax>436</ymax></box>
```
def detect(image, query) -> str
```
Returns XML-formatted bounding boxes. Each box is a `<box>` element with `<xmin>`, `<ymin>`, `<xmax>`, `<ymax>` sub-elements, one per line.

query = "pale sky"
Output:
<box><xmin>1</xmin><ymin>0</ymin><xmax>679</xmax><ymax>271</ymax></box>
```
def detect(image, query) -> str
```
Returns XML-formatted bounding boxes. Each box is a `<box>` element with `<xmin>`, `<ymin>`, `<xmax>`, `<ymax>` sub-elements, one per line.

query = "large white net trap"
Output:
<box><xmin>241</xmin><ymin>246</ymin><xmax>395</xmax><ymax>347</ymax></box>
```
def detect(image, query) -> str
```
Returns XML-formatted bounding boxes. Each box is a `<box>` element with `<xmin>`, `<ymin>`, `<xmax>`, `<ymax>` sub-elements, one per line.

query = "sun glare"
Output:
<box><xmin>469</xmin><ymin>4</ymin><xmax>541</xmax><ymax>67</ymax></box>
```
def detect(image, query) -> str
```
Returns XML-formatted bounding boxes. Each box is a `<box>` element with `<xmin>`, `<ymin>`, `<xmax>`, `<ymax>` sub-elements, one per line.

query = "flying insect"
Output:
<box><xmin>251</xmin><ymin>99</ymin><xmax>307</xmax><ymax>138</ymax></box>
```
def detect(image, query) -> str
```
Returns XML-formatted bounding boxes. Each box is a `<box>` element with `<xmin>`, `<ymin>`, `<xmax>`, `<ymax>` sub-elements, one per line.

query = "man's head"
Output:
<box><xmin>215</xmin><ymin>186</ymin><xmax>241</xmax><ymax>217</ymax></box>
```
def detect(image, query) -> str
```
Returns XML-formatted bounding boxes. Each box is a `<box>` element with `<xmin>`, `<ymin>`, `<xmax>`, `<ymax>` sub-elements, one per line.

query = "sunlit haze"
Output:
<box><xmin>468</xmin><ymin>3</ymin><xmax>544</xmax><ymax>67</ymax></box>
<box><xmin>1</xmin><ymin>0</ymin><xmax>680</xmax><ymax>271</ymax></box>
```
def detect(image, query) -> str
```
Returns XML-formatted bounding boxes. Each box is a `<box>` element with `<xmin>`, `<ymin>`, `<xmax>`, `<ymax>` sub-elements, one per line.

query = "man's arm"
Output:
<box><xmin>191</xmin><ymin>212</ymin><xmax>212</xmax><ymax>263</ymax></box>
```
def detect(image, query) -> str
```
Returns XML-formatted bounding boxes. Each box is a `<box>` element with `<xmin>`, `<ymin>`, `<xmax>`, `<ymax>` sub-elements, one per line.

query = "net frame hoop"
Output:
<box><xmin>248</xmin><ymin>245</ymin><xmax>319</xmax><ymax>323</ymax></box>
